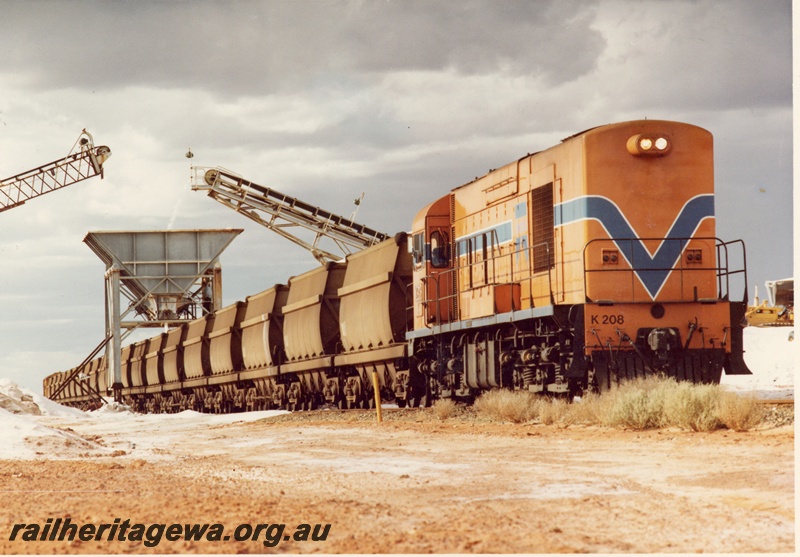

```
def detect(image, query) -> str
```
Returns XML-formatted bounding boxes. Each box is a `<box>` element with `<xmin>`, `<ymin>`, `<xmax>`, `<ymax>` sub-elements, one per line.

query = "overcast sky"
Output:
<box><xmin>0</xmin><ymin>0</ymin><xmax>792</xmax><ymax>394</ymax></box>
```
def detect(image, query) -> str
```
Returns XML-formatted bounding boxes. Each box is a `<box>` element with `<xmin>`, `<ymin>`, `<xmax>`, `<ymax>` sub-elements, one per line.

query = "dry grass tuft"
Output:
<box><xmin>431</xmin><ymin>398</ymin><xmax>460</xmax><ymax>420</ymax></box>
<box><xmin>467</xmin><ymin>378</ymin><xmax>772</xmax><ymax>431</ymax></box>
<box><xmin>538</xmin><ymin>397</ymin><xmax>572</xmax><ymax>425</ymax></box>
<box><xmin>715</xmin><ymin>391</ymin><xmax>766</xmax><ymax>431</ymax></box>
<box><xmin>474</xmin><ymin>389</ymin><xmax>539</xmax><ymax>423</ymax></box>
<box><xmin>661</xmin><ymin>382</ymin><xmax>722</xmax><ymax>431</ymax></box>
<box><xmin>595</xmin><ymin>376</ymin><xmax>672</xmax><ymax>429</ymax></box>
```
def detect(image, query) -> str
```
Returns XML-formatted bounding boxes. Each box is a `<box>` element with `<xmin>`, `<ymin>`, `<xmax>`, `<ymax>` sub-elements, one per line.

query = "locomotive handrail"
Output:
<box><xmin>580</xmin><ymin>236</ymin><xmax>748</xmax><ymax>303</ymax></box>
<box><xmin>716</xmin><ymin>239</ymin><xmax>749</xmax><ymax>303</ymax></box>
<box><xmin>419</xmin><ymin>240</ymin><xmax>555</xmax><ymax>328</ymax></box>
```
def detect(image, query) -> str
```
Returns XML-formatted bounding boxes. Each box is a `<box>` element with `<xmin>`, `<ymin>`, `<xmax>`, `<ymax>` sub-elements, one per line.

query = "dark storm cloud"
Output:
<box><xmin>0</xmin><ymin>0</ymin><xmax>604</xmax><ymax>94</ymax></box>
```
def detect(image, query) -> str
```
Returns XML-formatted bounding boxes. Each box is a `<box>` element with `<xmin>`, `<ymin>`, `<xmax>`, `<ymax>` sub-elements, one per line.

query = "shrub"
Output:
<box><xmin>596</xmin><ymin>376</ymin><xmax>673</xmax><ymax>430</ymax></box>
<box><xmin>431</xmin><ymin>398</ymin><xmax>459</xmax><ymax>420</ymax></box>
<box><xmin>566</xmin><ymin>393</ymin><xmax>604</xmax><ymax>424</ymax></box>
<box><xmin>715</xmin><ymin>391</ymin><xmax>766</xmax><ymax>431</ymax></box>
<box><xmin>470</xmin><ymin>377</ymin><xmax>770</xmax><ymax>431</ymax></box>
<box><xmin>474</xmin><ymin>389</ymin><xmax>538</xmax><ymax>423</ymax></box>
<box><xmin>661</xmin><ymin>382</ymin><xmax>723</xmax><ymax>431</ymax></box>
<box><xmin>538</xmin><ymin>397</ymin><xmax>572</xmax><ymax>425</ymax></box>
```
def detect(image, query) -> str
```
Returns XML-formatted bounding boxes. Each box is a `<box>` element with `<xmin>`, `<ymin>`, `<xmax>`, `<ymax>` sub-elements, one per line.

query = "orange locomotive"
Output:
<box><xmin>407</xmin><ymin>120</ymin><xmax>751</xmax><ymax>400</ymax></box>
<box><xmin>44</xmin><ymin>119</ymin><xmax>752</xmax><ymax>412</ymax></box>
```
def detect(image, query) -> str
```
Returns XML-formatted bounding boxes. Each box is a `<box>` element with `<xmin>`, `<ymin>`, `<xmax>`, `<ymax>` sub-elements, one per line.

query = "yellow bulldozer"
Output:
<box><xmin>746</xmin><ymin>278</ymin><xmax>794</xmax><ymax>327</ymax></box>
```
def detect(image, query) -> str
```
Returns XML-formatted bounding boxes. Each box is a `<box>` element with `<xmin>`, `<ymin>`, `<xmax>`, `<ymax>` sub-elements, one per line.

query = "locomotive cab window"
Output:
<box><xmin>430</xmin><ymin>230</ymin><xmax>450</xmax><ymax>268</ymax></box>
<box><xmin>410</xmin><ymin>232</ymin><xmax>425</xmax><ymax>268</ymax></box>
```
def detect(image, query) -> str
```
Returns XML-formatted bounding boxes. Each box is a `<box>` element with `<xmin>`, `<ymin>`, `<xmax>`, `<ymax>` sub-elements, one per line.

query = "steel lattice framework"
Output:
<box><xmin>0</xmin><ymin>130</ymin><xmax>111</xmax><ymax>212</ymax></box>
<box><xmin>191</xmin><ymin>166</ymin><xmax>388</xmax><ymax>264</ymax></box>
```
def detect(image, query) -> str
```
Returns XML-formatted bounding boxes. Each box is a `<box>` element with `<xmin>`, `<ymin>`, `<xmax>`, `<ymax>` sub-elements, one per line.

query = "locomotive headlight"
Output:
<box><xmin>627</xmin><ymin>134</ymin><xmax>671</xmax><ymax>156</ymax></box>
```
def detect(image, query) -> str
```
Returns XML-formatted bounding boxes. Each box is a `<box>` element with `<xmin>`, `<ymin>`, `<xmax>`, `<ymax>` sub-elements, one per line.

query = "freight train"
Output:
<box><xmin>44</xmin><ymin>120</ymin><xmax>751</xmax><ymax>412</ymax></box>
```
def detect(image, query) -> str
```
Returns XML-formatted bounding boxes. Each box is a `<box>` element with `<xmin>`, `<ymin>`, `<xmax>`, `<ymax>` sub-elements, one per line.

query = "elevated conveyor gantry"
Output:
<box><xmin>191</xmin><ymin>166</ymin><xmax>389</xmax><ymax>264</ymax></box>
<box><xmin>0</xmin><ymin>129</ymin><xmax>111</xmax><ymax>213</ymax></box>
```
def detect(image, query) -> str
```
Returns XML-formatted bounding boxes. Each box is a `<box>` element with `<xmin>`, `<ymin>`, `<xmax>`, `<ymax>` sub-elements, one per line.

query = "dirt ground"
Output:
<box><xmin>0</xmin><ymin>406</ymin><xmax>794</xmax><ymax>554</ymax></box>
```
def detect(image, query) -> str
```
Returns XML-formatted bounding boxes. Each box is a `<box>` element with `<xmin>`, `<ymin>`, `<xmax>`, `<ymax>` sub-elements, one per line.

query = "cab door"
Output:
<box><xmin>425</xmin><ymin>215</ymin><xmax>454</xmax><ymax>323</ymax></box>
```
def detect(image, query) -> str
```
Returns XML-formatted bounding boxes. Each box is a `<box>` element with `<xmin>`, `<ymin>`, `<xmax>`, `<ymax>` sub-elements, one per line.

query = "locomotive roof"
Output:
<box><xmin>456</xmin><ymin>119</ymin><xmax>697</xmax><ymax>191</ymax></box>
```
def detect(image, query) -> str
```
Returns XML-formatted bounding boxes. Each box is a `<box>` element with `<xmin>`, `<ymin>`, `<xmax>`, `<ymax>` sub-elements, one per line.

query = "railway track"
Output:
<box><xmin>756</xmin><ymin>398</ymin><xmax>794</xmax><ymax>405</ymax></box>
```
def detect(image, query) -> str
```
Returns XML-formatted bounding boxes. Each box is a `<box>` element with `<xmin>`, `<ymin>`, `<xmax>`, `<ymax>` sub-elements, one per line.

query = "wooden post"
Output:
<box><xmin>371</xmin><ymin>369</ymin><xmax>383</xmax><ymax>423</ymax></box>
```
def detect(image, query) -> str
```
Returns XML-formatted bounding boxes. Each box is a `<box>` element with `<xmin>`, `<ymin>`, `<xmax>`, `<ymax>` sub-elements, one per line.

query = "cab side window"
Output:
<box><xmin>411</xmin><ymin>232</ymin><xmax>425</xmax><ymax>268</ymax></box>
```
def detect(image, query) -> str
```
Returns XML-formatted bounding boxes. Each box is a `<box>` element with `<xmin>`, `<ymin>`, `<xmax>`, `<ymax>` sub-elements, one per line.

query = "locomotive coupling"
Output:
<box><xmin>647</xmin><ymin>328</ymin><xmax>680</xmax><ymax>353</ymax></box>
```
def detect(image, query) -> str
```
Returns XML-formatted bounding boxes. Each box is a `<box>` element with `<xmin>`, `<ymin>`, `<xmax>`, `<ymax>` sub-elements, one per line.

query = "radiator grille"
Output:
<box><xmin>532</xmin><ymin>183</ymin><xmax>554</xmax><ymax>273</ymax></box>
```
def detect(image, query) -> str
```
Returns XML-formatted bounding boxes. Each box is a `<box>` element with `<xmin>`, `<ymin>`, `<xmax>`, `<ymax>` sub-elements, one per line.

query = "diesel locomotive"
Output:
<box><xmin>44</xmin><ymin>119</ymin><xmax>751</xmax><ymax>412</ymax></box>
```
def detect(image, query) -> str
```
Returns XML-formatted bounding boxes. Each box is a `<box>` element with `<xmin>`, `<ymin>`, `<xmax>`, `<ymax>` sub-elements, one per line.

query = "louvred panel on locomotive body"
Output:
<box><xmin>240</xmin><ymin>285</ymin><xmax>289</xmax><ymax>371</ymax></box>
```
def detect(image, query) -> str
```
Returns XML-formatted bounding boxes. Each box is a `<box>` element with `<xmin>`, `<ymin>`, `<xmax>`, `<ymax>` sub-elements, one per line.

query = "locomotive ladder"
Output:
<box><xmin>191</xmin><ymin>167</ymin><xmax>389</xmax><ymax>264</ymax></box>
